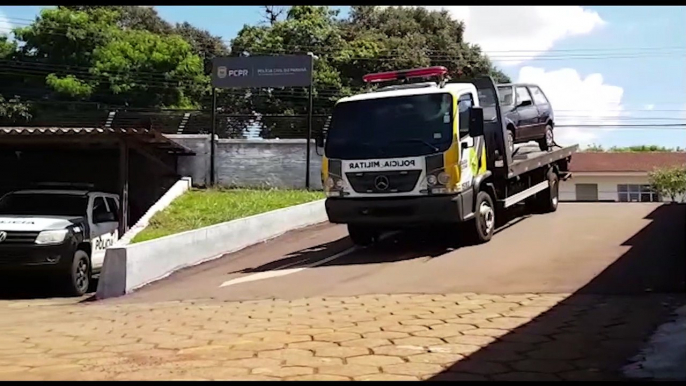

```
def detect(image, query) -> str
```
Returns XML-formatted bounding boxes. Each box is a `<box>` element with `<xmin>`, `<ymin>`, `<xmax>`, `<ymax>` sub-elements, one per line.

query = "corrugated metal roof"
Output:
<box><xmin>0</xmin><ymin>127</ymin><xmax>152</xmax><ymax>136</ymax></box>
<box><xmin>0</xmin><ymin>126</ymin><xmax>194</xmax><ymax>155</ymax></box>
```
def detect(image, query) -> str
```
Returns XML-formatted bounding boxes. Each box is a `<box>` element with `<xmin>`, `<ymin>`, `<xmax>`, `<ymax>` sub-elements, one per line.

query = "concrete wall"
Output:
<box><xmin>166</xmin><ymin>134</ymin><xmax>211</xmax><ymax>187</ymax></box>
<box><xmin>560</xmin><ymin>173</ymin><xmax>685</xmax><ymax>202</ymax></box>
<box><xmin>167</xmin><ymin>135</ymin><xmax>322</xmax><ymax>190</ymax></box>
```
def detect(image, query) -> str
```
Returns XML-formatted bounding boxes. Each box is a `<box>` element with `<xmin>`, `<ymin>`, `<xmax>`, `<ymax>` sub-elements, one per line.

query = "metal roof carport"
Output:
<box><xmin>0</xmin><ymin>127</ymin><xmax>194</xmax><ymax>235</ymax></box>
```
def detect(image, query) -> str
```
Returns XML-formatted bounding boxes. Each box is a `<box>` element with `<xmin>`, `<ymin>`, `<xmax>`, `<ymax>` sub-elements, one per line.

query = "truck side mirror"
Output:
<box><xmin>468</xmin><ymin>106</ymin><xmax>484</xmax><ymax>137</ymax></box>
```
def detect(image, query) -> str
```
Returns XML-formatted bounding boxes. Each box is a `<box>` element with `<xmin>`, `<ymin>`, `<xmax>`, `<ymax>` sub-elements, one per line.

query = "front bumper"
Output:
<box><xmin>325</xmin><ymin>192</ymin><xmax>473</xmax><ymax>228</ymax></box>
<box><xmin>0</xmin><ymin>243</ymin><xmax>74</xmax><ymax>272</ymax></box>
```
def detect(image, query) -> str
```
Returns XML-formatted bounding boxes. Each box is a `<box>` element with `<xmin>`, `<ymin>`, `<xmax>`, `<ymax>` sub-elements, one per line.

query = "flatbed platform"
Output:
<box><xmin>504</xmin><ymin>144</ymin><xmax>578</xmax><ymax>179</ymax></box>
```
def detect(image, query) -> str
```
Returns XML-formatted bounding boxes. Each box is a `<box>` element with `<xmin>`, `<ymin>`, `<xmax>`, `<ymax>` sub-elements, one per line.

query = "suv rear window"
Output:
<box><xmin>529</xmin><ymin>86</ymin><xmax>550</xmax><ymax>105</ymax></box>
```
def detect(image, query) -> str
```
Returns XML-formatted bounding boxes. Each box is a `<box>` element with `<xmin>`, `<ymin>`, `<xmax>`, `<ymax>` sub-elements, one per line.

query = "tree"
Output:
<box><xmin>230</xmin><ymin>6</ymin><xmax>347</xmax><ymax>137</ymax></box>
<box><xmin>64</xmin><ymin>6</ymin><xmax>174</xmax><ymax>35</ymax></box>
<box><xmin>649</xmin><ymin>165</ymin><xmax>686</xmax><ymax>202</ymax></box>
<box><xmin>174</xmin><ymin>22</ymin><xmax>230</xmax><ymax>76</ymax></box>
<box><xmin>0</xmin><ymin>34</ymin><xmax>31</xmax><ymax>122</ymax></box>
<box><xmin>230</xmin><ymin>5</ymin><xmax>511</xmax><ymax>138</ymax></box>
<box><xmin>9</xmin><ymin>7</ymin><xmax>207</xmax><ymax>112</ymax></box>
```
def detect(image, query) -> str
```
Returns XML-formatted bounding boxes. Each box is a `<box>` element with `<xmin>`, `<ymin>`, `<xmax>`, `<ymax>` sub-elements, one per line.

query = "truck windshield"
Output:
<box><xmin>325</xmin><ymin>93</ymin><xmax>454</xmax><ymax>159</ymax></box>
<box><xmin>0</xmin><ymin>193</ymin><xmax>88</xmax><ymax>217</ymax></box>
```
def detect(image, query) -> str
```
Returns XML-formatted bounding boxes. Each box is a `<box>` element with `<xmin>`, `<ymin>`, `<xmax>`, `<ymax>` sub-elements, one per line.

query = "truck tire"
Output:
<box><xmin>533</xmin><ymin>170</ymin><xmax>559</xmax><ymax>213</ymax></box>
<box><xmin>467</xmin><ymin>191</ymin><xmax>495</xmax><ymax>244</ymax></box>
<box><xmin>538</xmin><ymin>125</ymin><xmax>554</xmax><ymax>151</ymax></box>
<box><xmin>63</xmin><ymin>250</ymin><xmax>91</xmax><ymax>297</ymax></box>
<box><xmin>347</xmin><ymin>225</ymin><xmax>380</xmax><ymax>247</ymax></box>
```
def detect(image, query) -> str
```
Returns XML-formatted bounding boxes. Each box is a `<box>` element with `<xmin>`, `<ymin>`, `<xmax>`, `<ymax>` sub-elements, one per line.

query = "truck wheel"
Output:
<box><xmin>533</xmin><ymin>170</ymin><xmax>559</xmax><ymax>213</ymax></box>
<box><xmin>538</xmin><ymin>125</ymin><xmax>554</xmax><ymax>151</ymax></box>
<box><xmin>347</xmin><ymin>224</ymin><xmax>379</xmax><ymax>247</ymax></box>
<box><xmin>468</xmin><ymin>191</ymin><xmax>495</xmax><ymax>244</ymax></box>
<box><xmin>64</xmin><ymin>250</ymin><xmax>91</xmax><ymax>297</ymax></box>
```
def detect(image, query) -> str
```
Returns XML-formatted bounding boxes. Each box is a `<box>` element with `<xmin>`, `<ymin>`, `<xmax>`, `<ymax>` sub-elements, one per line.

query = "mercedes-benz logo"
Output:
<box><xmin>374</xmin><ymin>175</ymin><xmax>390</xmax><ymax>191</ymax></box>
<box><xmin>0</xmin><ymin>231</ymin><xmax>7</xmax><ymax>243</ymax></box>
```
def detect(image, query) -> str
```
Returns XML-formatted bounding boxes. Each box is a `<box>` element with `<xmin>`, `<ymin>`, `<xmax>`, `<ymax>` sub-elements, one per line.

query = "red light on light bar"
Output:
<box><xmin>363</xmin><ymin>66</ymin><xmax>448</xmax><ymax>83</ymax></box>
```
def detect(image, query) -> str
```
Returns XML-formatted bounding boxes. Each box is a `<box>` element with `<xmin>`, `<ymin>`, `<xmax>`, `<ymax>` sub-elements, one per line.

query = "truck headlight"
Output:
<box><xmin>427</xmin><ymin>175</ymin><xmax>438</xmax><ymax>186</ymax></box>
<box><xmin>325</xmin><ymin>177</ymin><xmax>335</xmax><ymax>189</ymax></box>
<box><xmin>35</xmin><ymin>229</ymin><xmax>69</xmax><ymax>245</ymax></box>
<box><xmin>437</xmin><ymin>171</ymin><xmax>450</xmax><ymax>185</ymax></box>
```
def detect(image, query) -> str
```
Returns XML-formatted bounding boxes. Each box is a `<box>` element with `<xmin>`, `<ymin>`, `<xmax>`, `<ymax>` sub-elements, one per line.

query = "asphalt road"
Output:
<box><xmin>116</xmin><ymin>203</ymin><xmax>685</xmax><ymax>304</ymax></box>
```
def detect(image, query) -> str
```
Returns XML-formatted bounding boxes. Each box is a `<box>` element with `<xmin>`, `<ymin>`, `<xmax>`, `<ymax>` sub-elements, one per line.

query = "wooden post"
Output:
<box><xmin>119</xmin><ymin>138</ymin><xmax>129</xmax><ymax>235</ymax></box>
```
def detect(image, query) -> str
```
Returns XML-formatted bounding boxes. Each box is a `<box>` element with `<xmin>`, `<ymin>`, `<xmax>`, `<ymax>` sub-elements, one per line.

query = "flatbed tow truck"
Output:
<box><xmin>318</xmin><ymin>66</ymin><xmax>578</xmax><ymax>246</ymax></box>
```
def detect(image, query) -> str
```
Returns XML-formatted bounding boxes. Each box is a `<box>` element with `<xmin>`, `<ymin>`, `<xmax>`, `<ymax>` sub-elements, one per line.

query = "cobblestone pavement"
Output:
<box><xmin>0</xmin><ymin>292</ymin><xmax>682</xmax><ymax>381</ymax></box>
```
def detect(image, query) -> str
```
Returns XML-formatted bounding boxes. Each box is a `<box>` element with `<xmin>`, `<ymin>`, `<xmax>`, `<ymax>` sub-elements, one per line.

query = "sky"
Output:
<box><xmin>0</xmin><ymin>5</ymin><xmax>684</xmax><ymax>149</ymax></box>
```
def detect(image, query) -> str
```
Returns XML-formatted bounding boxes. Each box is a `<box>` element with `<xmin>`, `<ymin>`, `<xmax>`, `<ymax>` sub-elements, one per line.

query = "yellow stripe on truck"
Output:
<box><xmin>443</xmin><ymin>90</ymin><xmax>460</xmax><ymax>190</ymax></box>
<box><xmin>321</xmin><ymin>155</ymin><xmax>329</xmax><ymax>186</ymax></box>
<box><xmin>443</xmin><ymin>141</ymin><xmax>460</xmax><ymax>190</ymax></box>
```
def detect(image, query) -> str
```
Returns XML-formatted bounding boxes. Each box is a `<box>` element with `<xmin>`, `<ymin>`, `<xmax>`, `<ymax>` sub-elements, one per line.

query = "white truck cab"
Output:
<box><xmin>0</xmin><ymin>188</ymin><xmax>120</xmax><ymax>296</ymax></box>
<box><xmin>319</xmin><ymin>67</ymin><xmax>577</xmax><ymax>246</ymax></box>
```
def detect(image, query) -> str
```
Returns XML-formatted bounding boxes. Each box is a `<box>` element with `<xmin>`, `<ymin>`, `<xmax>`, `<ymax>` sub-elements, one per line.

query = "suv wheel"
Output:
<box><xmin>506</xmin><ymin>130</ymin><xmax>515</xmax><ymax>155</ymax></box>
<box><xmin>539</xmin><ymin>125</ymin><xmax>554</xmax><ymax>151</ymax></box>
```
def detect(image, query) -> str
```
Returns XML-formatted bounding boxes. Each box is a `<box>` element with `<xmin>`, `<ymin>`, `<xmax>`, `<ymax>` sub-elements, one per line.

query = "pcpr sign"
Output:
<box><xmin>211</xmin><ymin>55</ymin><xmax>313</xmax><ymax>89</ymax></box>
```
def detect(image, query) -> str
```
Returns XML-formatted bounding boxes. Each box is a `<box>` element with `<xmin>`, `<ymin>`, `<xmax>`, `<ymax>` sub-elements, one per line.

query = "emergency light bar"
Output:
<box><xmin>363</xmin><ymin>66</ymin><xmax>448</xmax><ymax>83</ymax></box>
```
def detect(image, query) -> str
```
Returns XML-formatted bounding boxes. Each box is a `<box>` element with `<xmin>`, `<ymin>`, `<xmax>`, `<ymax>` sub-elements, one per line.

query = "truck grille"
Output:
<box><xmin>0</xmin><ymin>231</ymin><xmax>40</xmax><ymax>245</ymax></box>
<box><xmin>346</xmin><ymin>170</ymin><xmax>421</xmax><ymax>194</ymax></box>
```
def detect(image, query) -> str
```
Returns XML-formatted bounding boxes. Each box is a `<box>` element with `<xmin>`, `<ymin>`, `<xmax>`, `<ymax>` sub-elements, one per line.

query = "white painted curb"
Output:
<box><xmin>96</xmin><ymin>198</ymin><xmax>327</xmax><ymax>299</ymax></box>
<box><xmin>116</xmin><ymin>177</ymin><xmax>192</xmax><ymax>246</ymax></box>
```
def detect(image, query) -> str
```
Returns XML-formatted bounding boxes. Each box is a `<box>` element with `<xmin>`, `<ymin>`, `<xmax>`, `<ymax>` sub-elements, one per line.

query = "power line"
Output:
<box><xmin>1</xmin><ymin>19</ymin><xmax>685</xmax><ymax>62</ymax></box>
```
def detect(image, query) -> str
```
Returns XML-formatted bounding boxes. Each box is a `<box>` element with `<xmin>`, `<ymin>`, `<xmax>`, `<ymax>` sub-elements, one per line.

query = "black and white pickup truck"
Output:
<box><xmin>0</xmin><ymin>188</ymin><xmax>120</xmax><ymax>296</ymax></box>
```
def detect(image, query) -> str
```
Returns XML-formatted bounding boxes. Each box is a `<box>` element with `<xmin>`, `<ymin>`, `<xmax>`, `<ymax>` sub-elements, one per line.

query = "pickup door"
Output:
<box><xmin>88</xmin><ymin>195</ymin><xmax>119</xmax><ymax>270</ymax></box>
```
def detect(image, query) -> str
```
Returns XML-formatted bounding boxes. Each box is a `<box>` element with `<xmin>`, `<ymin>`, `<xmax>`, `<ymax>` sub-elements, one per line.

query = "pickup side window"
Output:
<box><xmin>529</xmin><ymin>86</ymin><xmax>549</xmax><ymax>105</ymax></box>
<box><xmin>93</xmin><ymin>197</ymin><xmax>116</xmax><ymax>223</ymax></box>
<box><xmin>105</xmin><ymin>198</ymin><xmax>120</xmax><ymax>222</ymax></box>
<box><xmin>516</xmin><ymin>86</ymin><xmax>532</xmax><ymax>105</ymax></box>
<box><xmin>458</xmin><ymin>93</ymin><xmax>474</xmax><ymax>137</ymax></box>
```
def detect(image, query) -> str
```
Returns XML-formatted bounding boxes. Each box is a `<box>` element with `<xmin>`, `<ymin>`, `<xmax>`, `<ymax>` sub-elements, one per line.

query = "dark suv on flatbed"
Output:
<box><xmin>479</xmin><ymin>83</ymin><xmax>555</xmax><ymax>154</ymax></box>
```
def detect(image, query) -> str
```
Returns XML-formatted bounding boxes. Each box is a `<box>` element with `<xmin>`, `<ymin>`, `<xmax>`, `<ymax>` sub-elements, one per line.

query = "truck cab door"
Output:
<box><xmin>88</xmin><ymin>195</ymin><xmax>119</xmax><ymax>270</ymax></box>
<box><xmin>467</xmin><ymin>76</ymin><xmax>511</xmax><ymax>171</ymax></box>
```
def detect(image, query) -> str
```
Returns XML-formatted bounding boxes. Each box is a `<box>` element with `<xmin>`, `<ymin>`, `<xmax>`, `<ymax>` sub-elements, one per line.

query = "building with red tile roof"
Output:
<box><xmin>560</xmin><ymin>152</ymin><xmax>686</xmax><ymax>202</ymax></box>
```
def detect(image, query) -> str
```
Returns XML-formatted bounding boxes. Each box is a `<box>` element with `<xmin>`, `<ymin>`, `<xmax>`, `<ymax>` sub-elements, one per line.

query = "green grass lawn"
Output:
<box><xmin>131</xmin><ymin>188</ymin><xmax>324</xmax><ymax>244</ymax></box>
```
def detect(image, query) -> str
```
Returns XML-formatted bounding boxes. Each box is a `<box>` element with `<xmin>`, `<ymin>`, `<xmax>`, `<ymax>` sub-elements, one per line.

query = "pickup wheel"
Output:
<box><xmin>63</xmin><ymin>250</ymin><xmax>91</xmax><ymax>297</ymax></box>
<box><xmin>467</xmin><ymin>191</ymin><xmax>495</xmax><ymax>244</ymax></box>
<box><xmin>347</xmin><ymin>224</ymin><xmax>380</xmax><ymax>247</ymax></box>
<box><xmin>538</xmin><ymin>125</ymin><xmax>554</xmax><ymax>151</ymax></box>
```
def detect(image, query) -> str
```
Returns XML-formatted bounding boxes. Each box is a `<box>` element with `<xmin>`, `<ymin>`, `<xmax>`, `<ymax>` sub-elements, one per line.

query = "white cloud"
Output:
<box><xmin>409</xmin><ymin>6</ymin><xmax>606</xmax><ymax>65</ymax></box>
<box><xmin>644</xmin><ymin>104</ymin><xmax>655</xmax><ymax>111</ymax></box>
<box><xmin>0</xmin><ymin>10</ymin><xmax>12</xmax><ymax>38</ymax></box>
<box><xmin>517</xmin><ymin>66</ymin><xmax>625</xmax><ymax>148</ymax></box>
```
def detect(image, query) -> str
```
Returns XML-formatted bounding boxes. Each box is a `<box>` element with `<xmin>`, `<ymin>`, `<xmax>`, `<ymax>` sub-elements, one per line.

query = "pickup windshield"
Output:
<box><xmin>325</xmin><ymin>93</ymin><xmax>454</xmax><ymax>159</ymax></box>
<box><xmin>0</xmin><ymin>193</ymin><xmax>88</xmax><ymax>217</ymax></box>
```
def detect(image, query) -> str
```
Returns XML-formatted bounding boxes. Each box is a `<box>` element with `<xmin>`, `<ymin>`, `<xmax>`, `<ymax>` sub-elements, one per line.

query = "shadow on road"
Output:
<box><xmin>229</xmin><ymin>204</ymin><xmax>532</xmax><ymax>275</ymax></box>
<box><xmin>0</xmin><ymin>274</ymin><xmax>98</xmax><ymax>300</ymax></box>
<box><xmin>429</xmin><ymin>203</ymin><xmax>686</xmax><ymax>381</ymax></box>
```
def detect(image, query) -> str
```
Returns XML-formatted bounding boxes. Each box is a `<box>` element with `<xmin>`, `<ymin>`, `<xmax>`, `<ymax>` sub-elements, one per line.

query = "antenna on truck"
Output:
<box><xmin>363</xmin><ymin>66</ymin><xmax>450</xmax><ymax>89</ymax></box>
